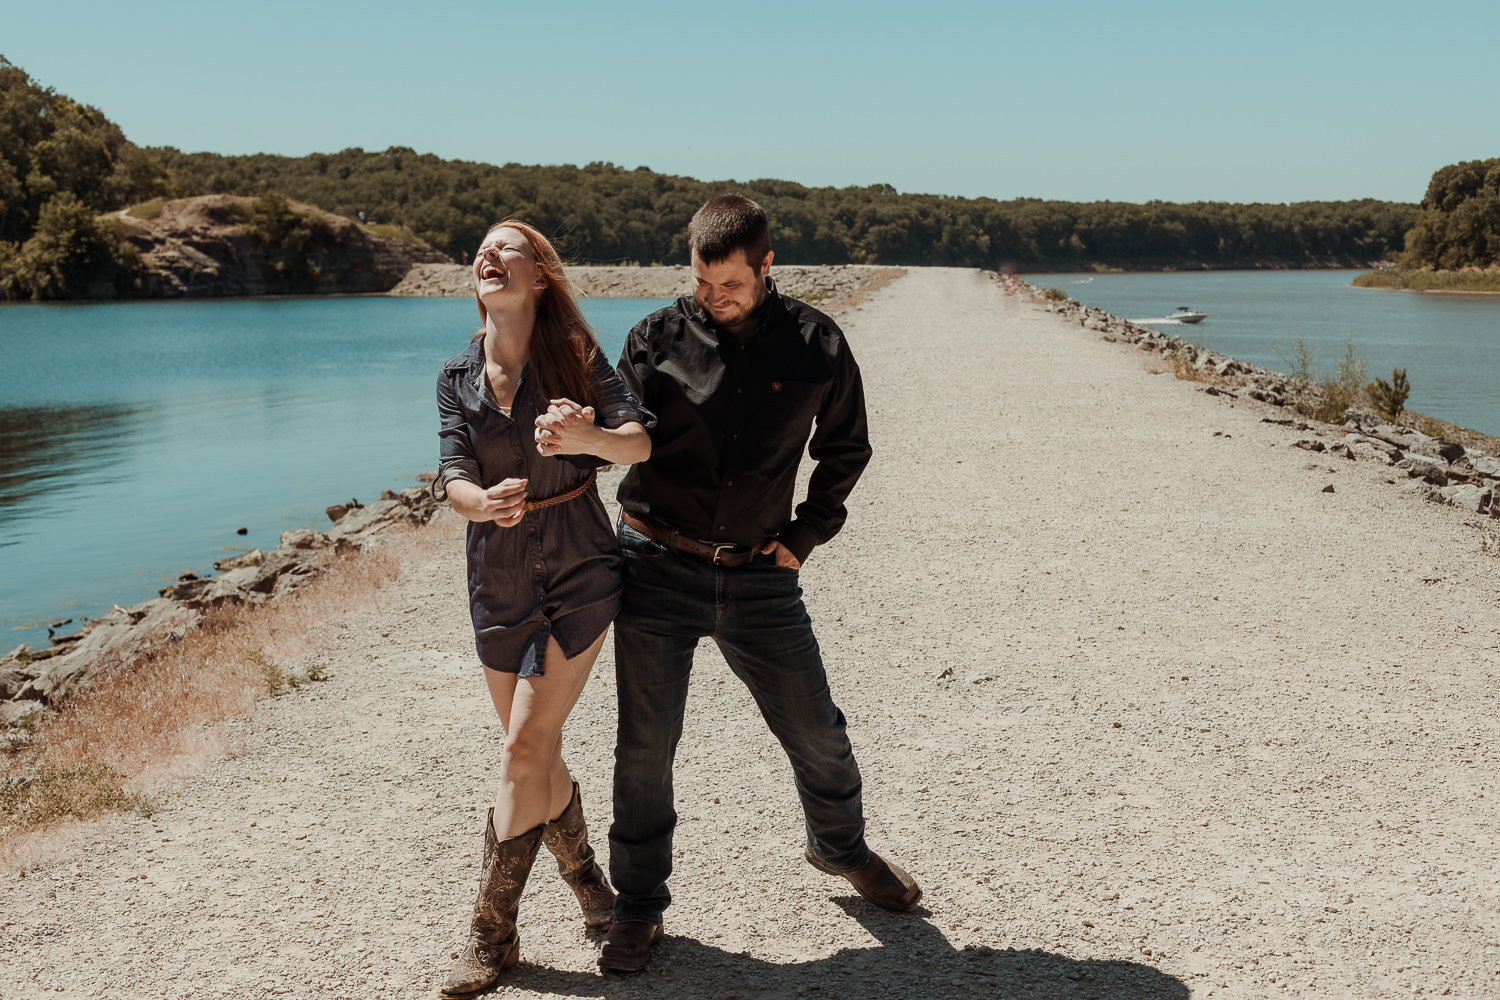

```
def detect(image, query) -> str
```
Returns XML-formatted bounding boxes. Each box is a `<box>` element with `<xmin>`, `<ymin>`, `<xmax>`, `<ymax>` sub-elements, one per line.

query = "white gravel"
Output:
<box><xmin>3</xmin><ymin>267</ymin><xmax>1497</xmax><ymax>1000</ymax></box>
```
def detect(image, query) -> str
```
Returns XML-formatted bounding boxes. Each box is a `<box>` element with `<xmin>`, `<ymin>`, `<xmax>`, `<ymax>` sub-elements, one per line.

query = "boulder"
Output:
<box><xmin>0</xmin><ymin>699</ymin><xmax>42</xmax><ymax>726</ymax></box>
<box><xmin>1435</xmin><ymin>484</ymin><xmax>1491</xmax><ymax>513</ymax></box>
<box><xmin>23</xmin><ymin>598</ymin><xmax>201</xmax><ymax>704</ymax></box>
<box><xmin>1396</xmin><ymin>455</ymin><xmax>1449</xmax><ymax>486</ymax></box>
<box><xmin>1347</xmin><ymin>440</ymin><xmax>1397</xmax><ymax>465</ymax></box>
<box><xmin>214</xmin><ymin>548</ymin><xmax>264</xmax><ymax>571</ymax></box>
<box><xmin>280</xmin><ymin>529</ymin><xmax>331</xmax><ymax>550</ymax></box>
<box><xmin>1409</xmin><ymin>437</ymin><xmax>1465</xmax><ymax>464</ymax></box>
<box><xmin>326</xmin><ymin>498</ymin><xmax>406</xmax><ymax>545</ymax></box>
<box><xmin>1293</xmin><ymin>439</ymin><xmax>1326</xmax><ymax>453</ymax></box>
<box><xmin>159</xmin><ymin>565</ymin><xmax>262</xmax><ymax>608</ymax></box>
<box><xmin>1470</xmin><ymin>455</ymin><xmax>1500</xmax><ymax>479</ymax></box>
<box><xmin>244</xmin><ymin>547</ymin><xmax>325</xmax><ymax>597</ymax></box>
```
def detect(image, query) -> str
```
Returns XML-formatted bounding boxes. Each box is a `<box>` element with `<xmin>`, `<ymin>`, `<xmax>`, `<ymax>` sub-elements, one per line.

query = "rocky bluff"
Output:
<box><xmin>105</xmin><ymin>195</ymin><xmax>452</xmax><ymax>297</ymax></box>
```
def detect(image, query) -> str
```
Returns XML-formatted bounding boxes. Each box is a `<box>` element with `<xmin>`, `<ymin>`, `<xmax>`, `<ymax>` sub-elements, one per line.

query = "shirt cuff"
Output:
<box><xmin>777</xmin><ymin>521</ymin><xmax>819</xmax><ymax>566</ymax></box>
<box><xmin>435</xmin><ymin>459</ymin><xmax>481</xmax><ymax>501</ymax></box>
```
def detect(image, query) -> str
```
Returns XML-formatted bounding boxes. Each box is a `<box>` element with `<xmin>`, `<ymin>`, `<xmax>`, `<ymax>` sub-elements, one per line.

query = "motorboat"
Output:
<box><xmin>1166</xmin><ymin>306</ymin><xmax>1206</xmax><ymax>324</ymax></box>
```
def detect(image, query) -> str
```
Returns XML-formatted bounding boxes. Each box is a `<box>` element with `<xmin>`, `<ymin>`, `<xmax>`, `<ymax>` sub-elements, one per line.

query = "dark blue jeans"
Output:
<box><xmin>608</xmin><ymin>522</ymin><xmax>870</xmax><ymax>924</ymax></box>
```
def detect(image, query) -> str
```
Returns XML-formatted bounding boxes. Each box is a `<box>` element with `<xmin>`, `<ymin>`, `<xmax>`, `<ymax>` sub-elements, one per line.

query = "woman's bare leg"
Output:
<box><xmin>483</xmin><ymin>630</ymin><xmax>606</xmax><ymax>839</ymax></box>
<box><xmin>548</xmin><ymin>739</ymin><xmax>574</xmax><ymax>822</ymax></box>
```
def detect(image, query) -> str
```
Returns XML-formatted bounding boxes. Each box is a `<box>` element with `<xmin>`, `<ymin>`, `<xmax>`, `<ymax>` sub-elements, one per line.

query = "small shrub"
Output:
<box><xmin>1308</xmin><ymin>338</ymin><xmax>1369</xmax><ymax>424</ymax></box>
<box><xmin>366</xmin><ymin>223</ymin><xmax>430</xmax><ymax>247</ymax></box>
<box><xmin>1482</xmin><ymin>531</ymin><xmax>1500</xmax><ymax>558</ymax></box>
<box><xmin>1</xmin><ymin>762</ymin><xmax>155</xmax><ymax>830</ymax></box>
<box><xmin>1273</xmin><ymin>329</ymin><xmax>1317</xmax><ymax>384</ymax></box>
<box><xmin>126</xmin><ymin>198</ymin><xmax>166</xmax><ymax>220</ymax></box>
<box><xmin>1042</xmin><ymin>287</ymin><xmax>1069</xmax><ymax>301</ymax></box>
<box><xmin>1370</xmin><ymin>368</ymin><xmax>1412</xmax><ymax>421</ymax></box>
<box><xmin>246</xmin><ymin>647</ymin><xmax>286</xmax><ymax>694</ymax></box>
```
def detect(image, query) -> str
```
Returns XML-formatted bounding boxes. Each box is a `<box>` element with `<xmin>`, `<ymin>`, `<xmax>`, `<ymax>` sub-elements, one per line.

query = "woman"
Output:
<box><xmin>435</xmin><ymin>220</ymin><xmax>652</xmax><ymax>996</ymax></box>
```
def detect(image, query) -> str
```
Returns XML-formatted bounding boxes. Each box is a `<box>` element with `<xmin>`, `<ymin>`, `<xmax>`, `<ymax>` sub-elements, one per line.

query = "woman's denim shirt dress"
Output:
<box><xmin>437</xmin><ymin>339</ymin><xmax>654</xmax><ymax>676</ymax></box>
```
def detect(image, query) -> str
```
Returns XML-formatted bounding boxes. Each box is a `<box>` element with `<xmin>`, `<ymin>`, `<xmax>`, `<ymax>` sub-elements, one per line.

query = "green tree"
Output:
<box><xmin>0</xmin><ymin>192</ymin><xmax>140</xmax><ymax>300</ymax></box>
<box><xmin>0</xmin><ymin>55</ymin><xmax>168</xmax><ymax>244</ymax></box>
<box><xmin>1402</xmin><ymin>158</ymin><xmax>1500</xmax><ymax>270</ymax></box>
<box><xmin>1370</xmin><ymin>368</ymin><xmax>1412</xmax><ymax>422</ymax></box>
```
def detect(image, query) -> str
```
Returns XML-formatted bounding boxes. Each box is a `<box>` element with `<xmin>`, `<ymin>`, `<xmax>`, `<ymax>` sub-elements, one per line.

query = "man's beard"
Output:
<box><xmin>704</xmin><ymin>286</ymin><xmax>766</xmax><ymax>329</ymax></box>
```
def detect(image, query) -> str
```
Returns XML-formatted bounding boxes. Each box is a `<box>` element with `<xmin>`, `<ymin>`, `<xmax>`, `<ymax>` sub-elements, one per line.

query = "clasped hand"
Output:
<box><xmin>534</xmin><ymin>397</ymin><xmax>597</xmax><ymax>456</ymax></box>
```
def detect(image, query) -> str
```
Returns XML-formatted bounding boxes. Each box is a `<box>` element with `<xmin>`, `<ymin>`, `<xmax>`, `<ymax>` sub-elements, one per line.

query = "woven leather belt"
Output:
<box><xmin>525</xmin><ymin>470</ymin><xmax>595</xmax><ymax>513</ymax></box>
<box><xmin>620</xmin><ymin>511</ymin><xmax>755</xmax><ymax>567</ymax></box>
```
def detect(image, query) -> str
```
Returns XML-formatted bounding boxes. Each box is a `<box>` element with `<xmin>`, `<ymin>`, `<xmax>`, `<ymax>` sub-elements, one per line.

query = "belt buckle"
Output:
<box><xmin>710</xmin><ymin>543</ymin><xmax>735</xmax><ymax>565</ymax></box>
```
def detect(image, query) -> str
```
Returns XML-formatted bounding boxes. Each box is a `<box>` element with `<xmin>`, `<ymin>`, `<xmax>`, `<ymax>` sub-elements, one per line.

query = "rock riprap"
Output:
<box><xmin>0</xmin><ymin>484</ymin><xmax>442</xmax><ymax>725</ymax></box>
<box><xmin>1021</xmin><ymin>279</ymin><xmax>1498</xmax><ymax>519</ymax></box>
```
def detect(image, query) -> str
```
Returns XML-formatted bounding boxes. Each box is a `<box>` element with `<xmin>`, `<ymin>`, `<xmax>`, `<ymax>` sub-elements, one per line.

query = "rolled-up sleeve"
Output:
<box><xmin>589</xmin><ymin>348</ymin><xmax>655</xmax><ymax>430</ymax></box>
<box><xmin>437</xmin><ymin>371</ymin><xmax>481</xmax><ymax>494</ymax></box>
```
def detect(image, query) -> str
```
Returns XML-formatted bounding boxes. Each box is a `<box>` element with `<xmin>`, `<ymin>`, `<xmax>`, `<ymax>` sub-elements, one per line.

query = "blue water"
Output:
<box><xmin>0</xmin><ymin>296</ymin><xmax>666</xmax><ymax>648</ymax></box>
<box><xmin>1030</xmin><ymin>270</ymin><xmax>1500</xmax><ymax>438</ymax></box>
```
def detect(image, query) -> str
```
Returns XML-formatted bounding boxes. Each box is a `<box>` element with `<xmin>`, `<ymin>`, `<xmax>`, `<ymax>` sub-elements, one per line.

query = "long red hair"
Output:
<box><xmin>473</xmin><ymin>220</ymin><xmax>599</xmax><ymax>407</ymax></box>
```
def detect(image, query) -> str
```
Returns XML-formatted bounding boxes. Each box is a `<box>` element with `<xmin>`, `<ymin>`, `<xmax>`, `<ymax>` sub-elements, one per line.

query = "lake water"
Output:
<box><xmin>0</xmin><ymin>297</ymin><xmax>665</xmax><ymax>648</ymax></box>
<box><xmin>1030</xmin><ymin>270</ymin><xmax>1499</xmax><ymax>438</ymax></box>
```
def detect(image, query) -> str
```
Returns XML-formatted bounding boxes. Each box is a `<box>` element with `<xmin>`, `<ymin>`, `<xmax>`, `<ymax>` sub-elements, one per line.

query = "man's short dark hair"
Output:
<box><xmin>688</xmin><ymin>194</ymin><xmax>771</xmax><ymax>268</ymax></box>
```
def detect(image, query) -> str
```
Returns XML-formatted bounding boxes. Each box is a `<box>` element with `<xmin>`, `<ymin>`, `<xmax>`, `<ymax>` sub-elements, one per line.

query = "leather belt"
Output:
<box><xmin>620</xmin><ymin>512</ymin><xmax>755</xmax><ymax>567</ymax></box>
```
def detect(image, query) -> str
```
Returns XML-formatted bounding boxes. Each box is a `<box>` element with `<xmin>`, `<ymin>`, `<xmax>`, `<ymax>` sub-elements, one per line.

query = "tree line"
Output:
<box><xmin>0</xmin><ymin>55</ymin><xmax>1427</xmax><ymax>300</ymax></box>
<box><xmin>154</xmin><ymin>147</ymin><xmax>1416</xmax><ymax>271</ymax></box>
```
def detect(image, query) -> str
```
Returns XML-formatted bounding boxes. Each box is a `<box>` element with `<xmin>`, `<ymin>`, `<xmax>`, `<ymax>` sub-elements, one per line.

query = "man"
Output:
<box><xmin>599</xmin><ymin>194</ymin><xmax>921</xmax><ymax>972</ymax></box>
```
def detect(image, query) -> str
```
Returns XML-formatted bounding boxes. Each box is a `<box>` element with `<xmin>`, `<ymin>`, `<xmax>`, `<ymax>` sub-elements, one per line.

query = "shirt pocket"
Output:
<box><xmin>763</xmin><ymin>379</ymin><xmax>825</xmax><ymax>426</ymax></box>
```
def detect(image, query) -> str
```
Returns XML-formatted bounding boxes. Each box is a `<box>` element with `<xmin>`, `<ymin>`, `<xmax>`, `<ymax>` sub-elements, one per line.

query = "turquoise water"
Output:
<box><xmin>0</xmin><ymin>296</ymin><xmax>665</xmax><ymax>648</ymax></box>
<box><xmin>1031</xmin><ymin>270</ymin><xmax>1499</xmax><ymax>438</ymax></box>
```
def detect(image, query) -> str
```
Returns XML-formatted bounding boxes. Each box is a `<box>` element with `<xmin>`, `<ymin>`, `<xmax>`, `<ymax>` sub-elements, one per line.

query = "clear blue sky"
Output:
<box><xmin>5</xmin><ymin>0</ymin><xmax>1497</xmax><ymax>204</ymax></box>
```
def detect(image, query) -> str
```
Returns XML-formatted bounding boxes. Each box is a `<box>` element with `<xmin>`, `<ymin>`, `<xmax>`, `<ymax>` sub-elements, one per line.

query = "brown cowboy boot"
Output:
<box><xmin>440</xmin><ymin>811</ymin><xmax>546</xmax><ymax>998</ymax></box>
<box><xmin>542</xmin><ymin>780</ymin><xmax>615</xmax><ymax>928</ymax></box>
<box><xmin>805</xmin><ymin>849</ymin><xmax>923</xmax><ymax>911</ymax></box>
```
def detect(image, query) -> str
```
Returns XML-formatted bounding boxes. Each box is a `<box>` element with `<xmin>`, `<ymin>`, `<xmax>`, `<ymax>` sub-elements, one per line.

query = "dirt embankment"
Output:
<box><xmin>105</xmin><ymin>195</ymin><xmax>452</xmax><ymax>297</ymax></box>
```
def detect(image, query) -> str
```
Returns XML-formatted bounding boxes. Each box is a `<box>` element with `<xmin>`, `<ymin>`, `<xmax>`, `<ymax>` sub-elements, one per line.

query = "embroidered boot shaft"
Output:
<box><xmin>440</xmin><ymin>812</ymin><xmax>545</xmax><ymax>997</ymax></box>
<box><xmin>542</xmin><ymin>780</ymin><xmax>615</xmax><ymax>928</ymax></box>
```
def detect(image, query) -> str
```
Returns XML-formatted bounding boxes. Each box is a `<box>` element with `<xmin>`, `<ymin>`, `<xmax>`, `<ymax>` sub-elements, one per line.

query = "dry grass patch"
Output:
<box><xmin>0</xmin><ymin>515</ymin><xmax>460</xmax><ymax>864</ymax></box>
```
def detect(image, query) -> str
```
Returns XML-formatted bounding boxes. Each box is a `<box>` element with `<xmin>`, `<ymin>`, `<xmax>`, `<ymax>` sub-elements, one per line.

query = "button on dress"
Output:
<box><xmin>437</xmin><ymin>339</ymin><xmax>654</xmax><ymax>676</ymax></box>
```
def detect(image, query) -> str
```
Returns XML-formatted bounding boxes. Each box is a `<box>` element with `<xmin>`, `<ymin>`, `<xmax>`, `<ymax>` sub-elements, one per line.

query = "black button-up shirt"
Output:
<box><xmin>615</xmin><ymin>281</ymin><xmax>871</xmax><ymax>564</ymax></box>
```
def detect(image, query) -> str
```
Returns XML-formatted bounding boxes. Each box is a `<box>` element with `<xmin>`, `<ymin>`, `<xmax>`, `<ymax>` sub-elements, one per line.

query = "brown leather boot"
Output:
<box><xmin>805</xmin><ymin>849</ymin><xmax>923</xmax><ymax>911</ymax></box>
<box><xmin>542</xmin><ymin>780</ymin><xmax>615</xmax><ymax>929</ymax></box>
<box><xmin>597</xmin><ymin>920</ymin><xmax>663</xmax><ymax>972</ymax></box>
<box><xmin>440</xmin><ymin>811</ymin><xmax>545</xmax><ymax>998</ymax></box>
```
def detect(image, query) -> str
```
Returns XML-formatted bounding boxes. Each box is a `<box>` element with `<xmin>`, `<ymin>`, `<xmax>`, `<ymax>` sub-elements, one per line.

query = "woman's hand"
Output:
<box><xmin>446</xmin><ymin>477</ymin><xmax>529</xmax><ymax>526</ymax></box>
<box><xmin>534</xmin><ymin>398</ymin><xmax>599</xmax><ymax>457</ymax></box>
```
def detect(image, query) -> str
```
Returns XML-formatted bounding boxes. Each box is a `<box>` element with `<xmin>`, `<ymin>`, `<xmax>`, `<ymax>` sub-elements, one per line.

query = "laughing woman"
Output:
<box><xmin>435</xmin><ymin>220</ymin><xmax>652</xmax><ymax>995</ymax></box>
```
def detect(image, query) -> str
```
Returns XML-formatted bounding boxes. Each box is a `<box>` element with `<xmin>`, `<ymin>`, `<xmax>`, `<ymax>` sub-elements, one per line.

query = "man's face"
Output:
<box><xmin>691</xmin><ymin>249</ymin><xmax>773</xmax><ymax>331</ymax></box>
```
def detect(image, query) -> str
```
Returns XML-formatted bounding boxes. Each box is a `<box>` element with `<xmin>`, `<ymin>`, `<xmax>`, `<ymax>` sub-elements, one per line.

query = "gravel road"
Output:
<box><xmin>3</xmin><ymin>268</ymin><xmax>1496</xmax><ymax>1000</ymax></box>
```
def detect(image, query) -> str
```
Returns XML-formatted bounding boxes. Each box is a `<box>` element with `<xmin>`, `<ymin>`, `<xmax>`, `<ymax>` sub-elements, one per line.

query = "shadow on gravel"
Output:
<box><xmin>497</xmin><ymin>898</ymin><xmax>1190</xmax><ymax>1000</ymax></box>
